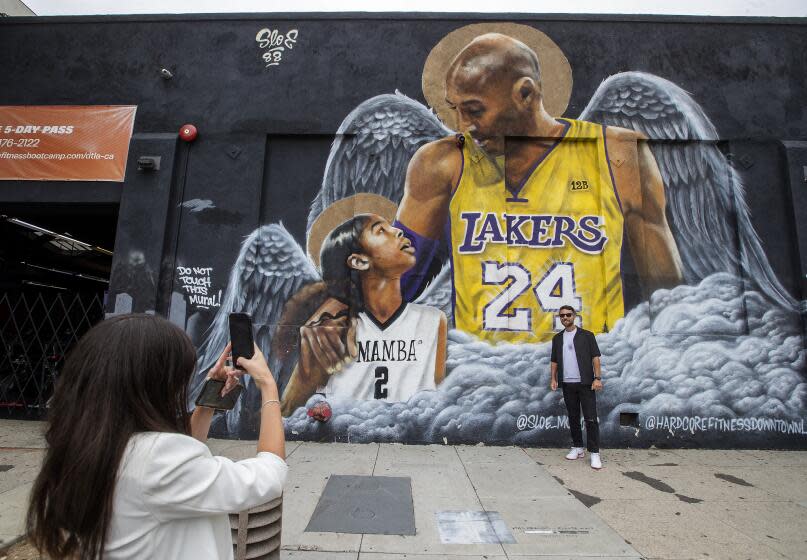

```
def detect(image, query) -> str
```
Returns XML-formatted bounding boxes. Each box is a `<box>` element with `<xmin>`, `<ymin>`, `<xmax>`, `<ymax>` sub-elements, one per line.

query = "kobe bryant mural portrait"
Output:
<box><xmin>187</xmin><ymin>23</ymin><xmax>805</xmax><ymax>445</ymax></box>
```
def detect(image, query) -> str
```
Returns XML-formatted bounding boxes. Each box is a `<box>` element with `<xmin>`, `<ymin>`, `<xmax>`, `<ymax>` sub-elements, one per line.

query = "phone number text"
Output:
<box><xmin>0</xmin><ymin>138</ymin><xmax>41</xmax><ymax>148</ymax></box>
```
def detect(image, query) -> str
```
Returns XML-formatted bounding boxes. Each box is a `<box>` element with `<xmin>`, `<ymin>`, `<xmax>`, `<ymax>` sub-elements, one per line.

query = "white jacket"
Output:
<box><xmin>103</xmin><ymin>432</ymin><xmax>287</xmax><ymax>559</ymax></box>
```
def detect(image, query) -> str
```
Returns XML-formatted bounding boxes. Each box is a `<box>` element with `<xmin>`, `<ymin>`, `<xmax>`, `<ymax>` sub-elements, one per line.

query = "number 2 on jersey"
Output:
<box><xmin>374</xmin><ymin>366</ymin><xmax>389</xmax><ymax>399</ymax></box>
<box><xmin>482</xmin><ymin>262</ymin><xmax>582</xmax><ymax>331</ymax></box>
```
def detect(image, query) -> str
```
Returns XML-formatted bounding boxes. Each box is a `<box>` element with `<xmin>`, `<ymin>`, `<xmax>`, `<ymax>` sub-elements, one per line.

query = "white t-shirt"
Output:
<box><xmin>103</xmin><ymin>432</ymin><xmax>287</xmax><ymax>560</ymax></box>
<box><xmin>322</xmin><ymin>303</ymin><xmax>441</xmax><ymax>402</ymax></box>
<box><xmin>562</xmin><ymin>328</ymin><xmax>582</xmax><ymax>382</ymax></box>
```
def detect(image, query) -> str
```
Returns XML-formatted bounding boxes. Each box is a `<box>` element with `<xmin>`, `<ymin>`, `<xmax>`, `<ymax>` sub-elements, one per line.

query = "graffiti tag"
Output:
<box><xmin>517</xmin><ymin>414</ymin><xmax>572</xmax><ymax>431</ymax></box>
<box><xmin>176</xmin><ymin>266</ymin><xmax>221</xmax><ymax>310</ymax></box>
<box><xmin>255</xmin><ymin>28</ymin><xmax>299</xmax><ymax>67</ymax></box>
<box><xmin>644</xmin><ymin>415</ymin><xmax>807</xmax><ymax>435</ymax></box>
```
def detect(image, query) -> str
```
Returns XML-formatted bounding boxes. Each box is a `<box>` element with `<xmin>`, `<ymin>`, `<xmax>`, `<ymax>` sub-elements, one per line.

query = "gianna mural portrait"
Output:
<box><xmin>281</xmin><ymin>208</ymin><xmax>447</xmax><ymax>413</ymax></box>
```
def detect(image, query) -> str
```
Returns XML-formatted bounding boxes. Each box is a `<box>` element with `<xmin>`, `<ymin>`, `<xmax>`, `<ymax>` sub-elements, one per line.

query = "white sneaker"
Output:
<box><xmin>565</xmin><ymin>447</ymin><xmax>585</xmax><ymax>460</ymax></box>
<box><xmin>590</xmin><ymin>452</ymin><xmax>602</xmax><ymax>470</ymax></box>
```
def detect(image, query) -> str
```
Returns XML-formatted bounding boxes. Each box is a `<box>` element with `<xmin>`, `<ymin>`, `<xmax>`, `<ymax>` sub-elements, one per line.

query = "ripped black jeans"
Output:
<box><xmin>562</xmin><ymin>382</ymin><xmax>599</xmax><ymax>453</ymax></box>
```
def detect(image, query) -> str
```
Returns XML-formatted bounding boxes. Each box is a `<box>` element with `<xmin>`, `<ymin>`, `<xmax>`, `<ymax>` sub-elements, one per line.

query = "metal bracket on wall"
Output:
<box><xmin>136</xmin><ymin>156</ymin><xmax>161</xmax><ymax>171</ymax></box>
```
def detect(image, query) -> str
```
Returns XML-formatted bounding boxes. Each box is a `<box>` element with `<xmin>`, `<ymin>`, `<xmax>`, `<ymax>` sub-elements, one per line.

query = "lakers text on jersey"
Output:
<box><xmin>321</xmin><ymin>303</ymin><xmax>441</xmax><ymax>402</ymax></box>
<box><xmin>449</xmin><ymin>119</ymin><xmax>625</xmax><ymax>344</ymax></box>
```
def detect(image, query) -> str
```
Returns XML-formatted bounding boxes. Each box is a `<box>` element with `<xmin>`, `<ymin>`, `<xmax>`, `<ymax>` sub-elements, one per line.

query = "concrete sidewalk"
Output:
<box><xmin>0</xmin><ymin>419</ymin><xmax>805</xmax><ymax>559</ymax></box>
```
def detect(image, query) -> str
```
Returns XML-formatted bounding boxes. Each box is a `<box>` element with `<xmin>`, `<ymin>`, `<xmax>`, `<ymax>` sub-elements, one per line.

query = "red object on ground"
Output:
<box><xmin>179</xmin><ymin>123</ymin><xmax>198</xmax><ymax>142</ymax></box>
<box><xmin>307</xmin><ymin>400</ymin><xmax>332</xmax><ymax>422</ymax></box>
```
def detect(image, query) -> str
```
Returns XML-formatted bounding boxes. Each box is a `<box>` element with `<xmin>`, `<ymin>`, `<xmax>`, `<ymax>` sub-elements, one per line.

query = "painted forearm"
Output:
<box><xmin>434</xmin><ymin>313</ymin><xmax>447</xmax><ymax>385</ymax></box>
<box><xmin>627</xmin><ymin>214</ymin><xmax>684</xmax><ymax>292</ymax></box>
<box><xmin>394</xmin><ymin>219</ymin><xmax>439</xmax><ymax>301</ymax></box>
<box><xmin>632</xmin><ymin>141</ymin><xmax>684</xmax><ymax>291</ymax></box>
<box><xmin>280</xmin><ymin>364</ymin><xmax>319</xmax><ymax>417</ymax></box>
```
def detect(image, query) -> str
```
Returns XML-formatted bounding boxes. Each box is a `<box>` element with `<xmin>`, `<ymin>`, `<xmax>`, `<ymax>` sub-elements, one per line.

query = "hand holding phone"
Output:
<box><xmin>195</xmin><ymin>343</ymin><xmax>243</xmax><ymax>410</ymax></box>
<box><xmin>224</xmin><ymin>313</ymin><xmax>277</xmax><ymax>395</ymax></box>
<box><xmin>195</xmin><ymin>378</ymin><xmax>243</xmax><ymax>410</ymax></box>
<box><xmin>234</xmin><ymin>344</ymin><xmax>277</xmax><ymax>394</ymax></box>
<box><xmin>229</xmin><ymin>313</ymin><xmax>255</xmax><ymax>370</ymax></box>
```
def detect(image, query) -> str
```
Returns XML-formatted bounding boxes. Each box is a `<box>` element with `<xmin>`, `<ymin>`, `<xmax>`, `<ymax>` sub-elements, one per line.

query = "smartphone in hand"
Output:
<box><xmin>195</xmin><ymin>379</ymin><xmax>243</xmax><ymax>410</ymax></box>
<box><xmin>229</xmin><ymin>313</ymin><xmax>255</xmax><ymax>370</ymax></box>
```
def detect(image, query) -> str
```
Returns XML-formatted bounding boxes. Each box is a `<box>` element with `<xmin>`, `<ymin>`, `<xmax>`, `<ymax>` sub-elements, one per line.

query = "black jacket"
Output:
<box><xmin>550</xmin><ymin>327</ymin><xmax>601</xmax><ymax>384</ymax></box>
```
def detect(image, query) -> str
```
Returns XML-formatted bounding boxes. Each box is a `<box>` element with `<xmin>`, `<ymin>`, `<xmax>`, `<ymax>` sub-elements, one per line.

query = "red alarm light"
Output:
<box><xmin>179</xmin><ymin>124</ymin><xmax>198</xmax><ymax>142</ymax></box>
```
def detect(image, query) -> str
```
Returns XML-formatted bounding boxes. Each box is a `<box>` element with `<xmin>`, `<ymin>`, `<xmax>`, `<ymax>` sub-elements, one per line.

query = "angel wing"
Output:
<box><xmin>580</xmin><ymin>71</ymin><xmax>797</xmax><ymax>308</ymax></box>
<box><xmin>307</xmin><ymin>91</ymin><xmax>453</xmax><ymax>231</ymax></box>
<box><xmin>189</xmin><ymin>223</ymin><xmax>320</xmax><ymax>435</ymax></box>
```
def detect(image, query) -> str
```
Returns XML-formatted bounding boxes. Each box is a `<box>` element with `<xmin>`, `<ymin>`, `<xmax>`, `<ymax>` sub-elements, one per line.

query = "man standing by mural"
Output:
<box><xmin>550</xmin><ymin>305</ymin><xmax>603</xmax><ymax>469</ymax></box>
<box><xmin>394</xmin><ymin>32</ymin><xmax>684</xmax><ymax>342</ymax></box>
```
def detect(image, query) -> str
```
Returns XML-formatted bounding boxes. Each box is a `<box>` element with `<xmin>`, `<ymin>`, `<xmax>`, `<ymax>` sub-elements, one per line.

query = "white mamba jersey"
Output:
<box><xmin>321</xmin><ymin>303</ymin><xmax>441</xmax><ymax>402</ymax></box>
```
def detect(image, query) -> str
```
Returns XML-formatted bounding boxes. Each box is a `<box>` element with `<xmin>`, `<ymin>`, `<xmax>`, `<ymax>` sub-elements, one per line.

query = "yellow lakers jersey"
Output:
<box><xmin>449</xmin><ymin>118</ymin><xmax>624</xmax><ymax>343</ymax></box>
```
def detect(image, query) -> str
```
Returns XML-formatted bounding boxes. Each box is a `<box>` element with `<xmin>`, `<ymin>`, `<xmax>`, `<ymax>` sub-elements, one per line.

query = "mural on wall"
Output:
<box><xmin>186</xmin><ymin>22</ymin><xmax>805</xmax><ymax>444</ymax></box>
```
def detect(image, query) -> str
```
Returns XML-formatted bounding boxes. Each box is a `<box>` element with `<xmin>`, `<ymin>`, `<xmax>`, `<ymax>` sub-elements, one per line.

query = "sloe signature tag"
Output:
<box><xmin>256</xmin><ymin>28</ymin><xmax>299</xmax><ymax>67</ymax></box>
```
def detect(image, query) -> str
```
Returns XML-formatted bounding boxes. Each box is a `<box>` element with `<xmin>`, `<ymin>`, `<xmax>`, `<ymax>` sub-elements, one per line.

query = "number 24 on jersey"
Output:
<box><xmin>482</xmin><ymin>261</ymin><xmax>583</xmax><ymax>331</ymax></box>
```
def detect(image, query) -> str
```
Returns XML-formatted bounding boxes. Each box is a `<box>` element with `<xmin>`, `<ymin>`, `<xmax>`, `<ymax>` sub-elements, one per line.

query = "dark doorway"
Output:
<box><xmin>0</xmin><ymin>204</ymin><xmax>117</xmax><ymax>417</ymax></box>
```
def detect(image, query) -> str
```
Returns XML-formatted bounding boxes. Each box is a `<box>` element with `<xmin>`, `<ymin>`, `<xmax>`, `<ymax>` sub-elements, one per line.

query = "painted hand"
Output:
<box><xmin>299</xmin><ymin>298</ymin><xmax>357</xmax><ymax>376</ymax></box>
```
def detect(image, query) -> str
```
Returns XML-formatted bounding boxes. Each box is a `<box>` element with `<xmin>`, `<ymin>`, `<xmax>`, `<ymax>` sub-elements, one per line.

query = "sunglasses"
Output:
<box><xmin>558</xmin><ymin>312</ymin><xmax>573</xmax><ymax>318</ymax></box>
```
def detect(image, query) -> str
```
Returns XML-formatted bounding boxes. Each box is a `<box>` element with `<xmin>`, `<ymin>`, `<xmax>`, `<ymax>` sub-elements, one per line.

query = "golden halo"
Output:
<box><xmin>422</xmin><ymin>23</ymin><xmax>573</xmax><ymax>130</ymax></box>
<box><xmin>306</xmin><ymin>193</ymin><xmax>399</xmax><ymax>269</ymax></box>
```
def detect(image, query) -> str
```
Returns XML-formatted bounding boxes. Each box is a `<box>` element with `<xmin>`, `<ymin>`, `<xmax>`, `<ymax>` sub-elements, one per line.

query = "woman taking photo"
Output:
<box><xmin>26</xmin><ymin>313</ymin><xmax>286</xmax><ymax>559</ymax></box>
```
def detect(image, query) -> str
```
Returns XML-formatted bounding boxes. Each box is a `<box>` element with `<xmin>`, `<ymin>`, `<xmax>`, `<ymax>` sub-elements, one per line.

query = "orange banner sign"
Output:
<box><xmin>0</xmin><ymin>105</ymin><xmax>137</xmax><ymax>182</ymax></box>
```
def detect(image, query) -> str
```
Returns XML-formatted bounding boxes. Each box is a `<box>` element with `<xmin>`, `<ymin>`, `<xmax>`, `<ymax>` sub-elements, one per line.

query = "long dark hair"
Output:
<box><xmin>27</xmin><ymin>314</ymin><xmax>197</xmax><ymax>559</ymax></box>
<box><xmin>319</xmin><ymin>214</ymin><xmax>373</xmax><ymax>316</ymax></box>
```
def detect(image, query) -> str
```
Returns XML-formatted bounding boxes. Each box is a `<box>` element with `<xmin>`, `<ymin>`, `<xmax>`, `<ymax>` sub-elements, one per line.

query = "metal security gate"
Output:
<box><xmin>0</xmin><ymin>290</ymin><xmax>104</xmax><ymax>416</ymax></box>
